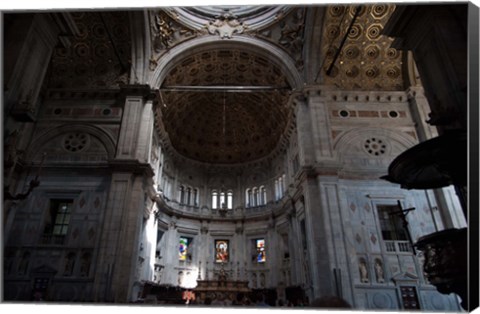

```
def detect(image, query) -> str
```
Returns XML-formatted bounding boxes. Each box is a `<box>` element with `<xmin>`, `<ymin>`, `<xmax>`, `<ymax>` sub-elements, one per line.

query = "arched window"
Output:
<box><xmin>179</xmin><ymin>185</ymin><xmax>185</xmax><ymax>204</ymax></box>
<box><xmin>245</xmin><ymin>189</ymin><xmax>251</xmax><ymax>207</ymax></box>
<box><xmin>252</xmin><ymin>187</ymin><xmax>258</xmax><ymax>207</ymax></box>
<box><xmin>227</xmin><ymin>191</ymin><xmax>233</xmax><ymax>209</ymax></box>
<box><xmin>260</xmin><ymin>186</ymin><xmax>267</xmax><ymax>205</ymax></box>
<box><xmin>186</xmin><ymin>187</ymin><xmax>192</xmax><ymax>205</ymax></box>
<box><xmin>193</xmin><ymin>188</ymin><xmax>199</xmax><ymax>206</ymax></box>
<box><xmin>212</xmin><ymin>190</ymin><xmax>218</xmax><ymax>209</ymax></box>
<box><xmin>282</xmin><ymin>174</ymin><xmax>287</xmax><ymax>193</ymax></box>
<box><xmin>220</xmin><ymin>191</ymin><xmax>226</xmax><ymax>208</ymax></box>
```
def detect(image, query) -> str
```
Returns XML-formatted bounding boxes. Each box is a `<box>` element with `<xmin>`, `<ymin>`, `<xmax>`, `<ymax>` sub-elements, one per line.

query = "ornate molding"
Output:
<box><xmin>149</xmin><ymin>10</ymin><xmax>197</xmax><ymax>70</ymax></box>
<box><xmin>205</xmin><ymin>13</ymin><xmax>246</xmax><ymax>38</ymax></box>
<box><xmin>256</xmin><ymin>7</ymin><xmax>306</xmax><ymax>70</ymax></box>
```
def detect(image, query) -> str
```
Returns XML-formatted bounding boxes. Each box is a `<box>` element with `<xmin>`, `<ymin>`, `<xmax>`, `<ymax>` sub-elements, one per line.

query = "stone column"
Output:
<box><xmin>407</xmin><ymin>86</ymin><xmax>439</xmax><ymax>142</ymax></box>
<box><xmin>115</xmin><ymin>85</ymin><xmax>154</xmax><ymax>161</ymax></box>
<box><xmin>199</xmin><ymin>222</ymin><xmax>209</xmax><ymax>280</ymax></box>
<box><xmin>406</xmin><ymin>86</ymin><xmax>466</xmax><ymax>229</ymax></box>
<box><xmin>293</xmin><ymin>94</ymin><xmax>315</xmax><ymax>166</ymax></box>
<box><xmin>267</xmin><ymin>215</ymin><xmax>278</xmax><ymax>288</ymax></box>
<box><xmin>383</xmin><ymin>4</ymin><xmax>468</xmax><ymax>133</ymax></box>
<box><xmin>302</xmin><ymin>176</ymin><xmax>336</xmax><ymax>299</ymax></box>
<box><xmin>287</xmin><ymin>206</ymin><xmax>302</xmax><ymax>285</ymax></box>
<box><xmin>92</xmin><ymin>85</ymin><xmax>157</xmax><ymax>302</ymax></box>
<box><xmin>92</xmin><ymin>172</ymin><xmax>146</xmax><ymax>302</ymax></box>
<box><xmin>306</xmin><ymin>88</ymin><xmax>335</xmax><ymax>161</ymax></box>
<box><xmin>162</xmin><ymin>219</ymin><xmax>179</xmax><ymax>285</ymax></box>
<box><xmin>234</xmin><ymin>221</ymin><xmax>245</xmax><ymax>278</ymax></box>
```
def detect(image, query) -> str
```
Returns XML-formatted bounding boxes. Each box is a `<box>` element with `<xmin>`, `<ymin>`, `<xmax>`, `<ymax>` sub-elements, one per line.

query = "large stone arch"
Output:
<box><xmin>26</xmin><ymin>124</ymin><xmax>117</xmax><ymax>162</ymax></box>
<box><xmin>333</xmin><ymin>127</ymin><xmax>418</xmax><ymax>174</ymax></box>
<box><xmin>148</xmin><ymin>35</ymin><xmax>304</xmax><ymax>91</ymax></box>
<box><xmin>333</xmin><ymin>127</ymin><xmax>417</xmax><ymax>156</ymax></box>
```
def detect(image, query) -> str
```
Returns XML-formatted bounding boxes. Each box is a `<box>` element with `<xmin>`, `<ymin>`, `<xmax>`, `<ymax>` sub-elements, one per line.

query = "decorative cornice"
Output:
<box><xmin>108</xmin><ymin>159</ymin><xmax>155</xmax><ymax>177</ymax></box>
<box><xmin>46</xmin><ymin>88</ymin><xmax>121</xmax><ymax>100</ymax></box>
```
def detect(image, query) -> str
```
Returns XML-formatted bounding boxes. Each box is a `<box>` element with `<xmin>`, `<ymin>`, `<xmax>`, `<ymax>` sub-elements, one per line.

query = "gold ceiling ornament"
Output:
<box><xmin>149</xmin><ymin>10</ymin><xmax>197</xmax><ymax>68</ymax></box>
<box><xmin>49</xmin><ymin>11</ymin><xmax>131</xmax><ymax>89</ymax></box>
<box><xmin>320</xmin><ymin>4</ymin><xmax>404</xmax><ymax>91</ymax></box>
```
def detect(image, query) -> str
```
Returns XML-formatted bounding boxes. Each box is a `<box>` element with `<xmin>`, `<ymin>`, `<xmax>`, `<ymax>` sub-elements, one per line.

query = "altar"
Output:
<box><xmin>194</xmin><ymin>263</ymin><xmax>251</xmax><ymax>304</ymax></box>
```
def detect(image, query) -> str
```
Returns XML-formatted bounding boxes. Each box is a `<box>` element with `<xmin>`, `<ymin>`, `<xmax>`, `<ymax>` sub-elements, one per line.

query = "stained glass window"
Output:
<box><xmin>256</xmin><ymin>239</ymin><xmax>266</xmax><ymax>263</ymax></box>
<box><xmin>179</xmin><ymin>237</ymin><xmax>189</xmax><ymax>261</ymax></box>
<box><xmin>215</xmin><ymin>240</ymin><xmax>229</xmax><ymax>263</ymax></box>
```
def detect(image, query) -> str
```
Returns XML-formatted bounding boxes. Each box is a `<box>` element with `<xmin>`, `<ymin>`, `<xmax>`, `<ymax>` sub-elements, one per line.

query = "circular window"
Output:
<box><xmin>54</xmin><ymin>108</ymin><xmax>62</xmax><ymax>115</ymax></box>
<box><xmin>364</xmin><ymin>138</ymin><xmax>387</xmax><ymax>156</ymax></box>
<box><xmin>339</xmin><ymin>110</ymin><xmax>350</xmax><ymax>118</ymax></box>
<box><xmin>389</xmin><ymin>111</ymin><xmax>399</xmax><ymax>118</ymax></box>
<box><xmin>102</xmin><ymin>108</ymin><xmax>112</xmax><ymax>116</ymax></box>
<box><xmin>63</xmin><ymin>132</ymin><xmax>90</xmax><ymax>153</ymax></box>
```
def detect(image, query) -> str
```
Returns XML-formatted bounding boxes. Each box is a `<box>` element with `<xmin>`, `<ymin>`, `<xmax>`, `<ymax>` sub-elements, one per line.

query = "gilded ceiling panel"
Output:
<box><xmin>319</xmin><ymin>4</ymin><xmax>404</xmax><ymax>90</ymax></box>
<box><xmin>48</xmin><ymin>11</ymin><xmax>131</xmax><ymax>89</ymax></box>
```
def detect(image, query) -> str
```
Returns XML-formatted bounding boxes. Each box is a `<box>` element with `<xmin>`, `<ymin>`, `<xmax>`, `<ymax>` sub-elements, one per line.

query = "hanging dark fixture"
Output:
<box><xmin>380</xmin><ymin>130</ymin><xmax>467</xmax><ymax>190</ymax></box>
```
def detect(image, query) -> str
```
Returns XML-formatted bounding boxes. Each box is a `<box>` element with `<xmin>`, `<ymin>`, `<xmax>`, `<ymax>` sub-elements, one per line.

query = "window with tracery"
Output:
<box><xmin>246</xmin><ymin>188</ymin><xmax>252</xmax><ymax>207</ymax></box>
<box><xmin>246</xmin><ymin>186</ymin><xmax>267</xmax><ymax>207</ymax></box>
<box><xmin>212</xmin><ymin>189</ymin><xmax>232</xmax><ymax>209</ymax></box>
<box><xmin>42</xmin><ymin>199</ymin><xmax>73</xmax><ymax>244</ymax></box>
<box><xmin>274</xmin><ymin>174</ymin><xmax>286</xmax><ymax>201</ymax></box>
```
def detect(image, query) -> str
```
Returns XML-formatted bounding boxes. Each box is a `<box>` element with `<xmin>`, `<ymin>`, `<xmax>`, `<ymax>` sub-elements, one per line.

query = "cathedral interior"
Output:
<box><xmin>2</xmin><ymin>2</ymin><xmax>479</xmax><ymax>311</ymax></box>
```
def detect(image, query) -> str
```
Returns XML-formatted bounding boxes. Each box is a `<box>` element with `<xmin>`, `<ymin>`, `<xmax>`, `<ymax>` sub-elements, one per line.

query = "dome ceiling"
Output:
<box><xmin>159</xmin><ymin>48</ymin><xmax>292</xmax><ymax>164</ymax></box>
<box><xmin>43</xmin><ymin>4</ymin><xmax>406</xmax><ymax>166</ymax></box>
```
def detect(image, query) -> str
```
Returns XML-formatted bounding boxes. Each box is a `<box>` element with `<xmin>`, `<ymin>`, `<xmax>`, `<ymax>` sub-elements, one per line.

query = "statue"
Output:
<box><xmin>375</xmin><ymin>260</ymin><xmax>384</xmax><ymax>283</ymax></box>
<box><xmin>359</xmin><ymin>260</ymin><xmax>369</xmax><ymax>283</ymax></box>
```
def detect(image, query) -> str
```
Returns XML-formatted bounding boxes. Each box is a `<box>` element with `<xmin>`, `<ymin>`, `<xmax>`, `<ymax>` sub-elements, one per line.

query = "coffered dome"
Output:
<box><xmin>159</xmin><ymin>46</ymin><xmax>293</xmax><ymax>164</ymax></box>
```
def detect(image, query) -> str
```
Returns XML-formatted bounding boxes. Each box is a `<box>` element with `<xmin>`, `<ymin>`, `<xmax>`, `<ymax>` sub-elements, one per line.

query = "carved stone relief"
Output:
<box><xmin>206</xmin><ymin>12</ymin><xmax>246</xmax><ymax>38</ymax></box>
<box><xmin>149</xmin><ymin>10</ymin><xmax>197</xmax><ymax>69</ymax></box>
